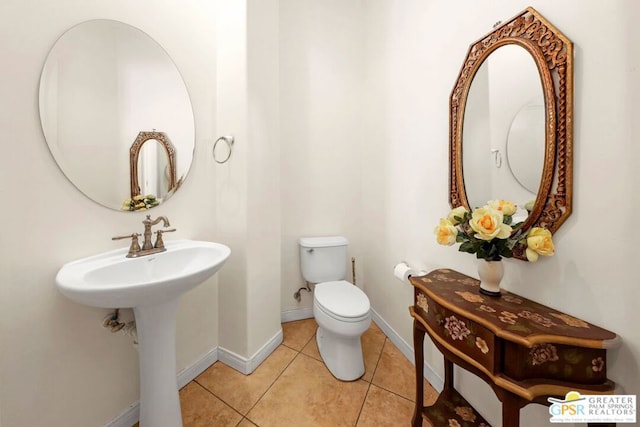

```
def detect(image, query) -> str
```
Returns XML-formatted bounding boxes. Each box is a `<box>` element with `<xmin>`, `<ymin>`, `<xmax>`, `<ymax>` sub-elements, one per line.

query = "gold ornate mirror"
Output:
<box><xmin>126</xmin><ymin>131</ymin><xmax>177</xmax><ymax>211</ymax></box>
<box><xmin>450</xmin><ymin>7</ymin><xmax>573</xmax><ymax>259</ymax></box>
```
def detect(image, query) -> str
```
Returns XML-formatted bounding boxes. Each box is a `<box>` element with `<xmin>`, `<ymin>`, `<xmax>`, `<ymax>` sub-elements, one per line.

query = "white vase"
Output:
<box><xmin>477</xmin><ymin>260</ymin><xmax>504</xmax><ymax>296</ymax></box>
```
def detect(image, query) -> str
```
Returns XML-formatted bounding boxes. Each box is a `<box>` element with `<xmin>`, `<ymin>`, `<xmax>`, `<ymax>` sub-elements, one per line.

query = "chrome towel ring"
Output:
<box><xmin>213</xmin><ymin>135</ymin><xmax>234</xmax><ymax>164</ymax></box>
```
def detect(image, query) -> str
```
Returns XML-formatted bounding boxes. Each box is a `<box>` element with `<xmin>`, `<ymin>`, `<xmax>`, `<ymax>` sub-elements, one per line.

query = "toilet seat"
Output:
<box><xmin>314</xmin><ymin>281</ymin><xmax>370</xmax><ymax>322</ymax></box>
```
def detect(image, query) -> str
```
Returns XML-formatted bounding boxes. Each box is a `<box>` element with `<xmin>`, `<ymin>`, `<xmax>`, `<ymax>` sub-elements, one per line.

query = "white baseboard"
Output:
<box><xmin>177</xmin><ymin>347</ymin><xmax>219</xmax><ymax>389</ymax></box>
<box><xmin>370</xmin><ymin>308</ymin><xmax>444</xmax><ymax>392</ymax></box>
<box><xmin>218</xmin><ymin>327</ymin><xmax>283</xmax><ymax>375</ymax></box>
<box><xmin>104</xmin><ymin>402</ymin><xmax>139</xmax><ymax>427</ymax></box>
<box><xmin>105</xmin><ymin>309</ymin><xmax>436</xmax><ymax>426</ymax></box>
<box><xmin>280</xmin><ymin>307</ymin><xmax>314</xmax><ymax>323</ymax></box>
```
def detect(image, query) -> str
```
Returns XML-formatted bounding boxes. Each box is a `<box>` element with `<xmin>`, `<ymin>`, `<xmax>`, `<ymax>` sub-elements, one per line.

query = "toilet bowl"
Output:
<box><xmin>299</xmin><ymin>236</ymin><xmax>371</xmax><ymax>380</ymax></box>
<box><xmin>313</xmin><ymin>280</ymin><xmax>371</xmax><ymax>381</ymax></box>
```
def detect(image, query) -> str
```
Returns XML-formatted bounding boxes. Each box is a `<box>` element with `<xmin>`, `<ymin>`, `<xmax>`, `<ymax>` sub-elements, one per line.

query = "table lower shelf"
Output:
<box><xmin>422</xmin><ymin>387</ymin><xmax>491</xmax><ymax>427</ymax></box>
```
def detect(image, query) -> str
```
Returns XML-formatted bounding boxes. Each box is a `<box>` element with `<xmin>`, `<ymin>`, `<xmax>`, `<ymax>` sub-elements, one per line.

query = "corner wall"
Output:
<box><xmin>215</xmin><ymin>0</ymin><xmax>283</xmax><ymax>360</ymax></box>
<box><xmin>361</xmin><ymin>1</ymin><xmax>640</xmax><ymax>426</ymax></box>
<box><xmin>279</xmin><ymin>0</ymin><xmax>365</xmax><ymax>316</ymax></box>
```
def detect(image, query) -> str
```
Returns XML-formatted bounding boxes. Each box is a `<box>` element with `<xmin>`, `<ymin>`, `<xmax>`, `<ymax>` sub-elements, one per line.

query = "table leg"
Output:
<box><xmin>412</xmin><ymin>320</ymin><xmax>425</xmax><ymax>427</ymax></box>
<box><xmin>501</xmin><ymin>392</ymin><xmax>522</xmax><ymax>427</ymax></box>
<box><xmin>444</xmin><ymin>357</ymin><xmax>454</xmax><ymax>391</ymax></box>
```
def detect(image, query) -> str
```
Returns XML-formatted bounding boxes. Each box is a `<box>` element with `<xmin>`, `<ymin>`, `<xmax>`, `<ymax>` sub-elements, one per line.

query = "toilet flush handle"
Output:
<box><xmin>306</xmin><ymin>248</ymin><xmax>314</xmax><ymax>253</ymax></box>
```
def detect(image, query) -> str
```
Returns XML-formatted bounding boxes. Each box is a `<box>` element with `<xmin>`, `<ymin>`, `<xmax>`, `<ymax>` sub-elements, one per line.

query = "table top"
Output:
<box><xmin>410</xmin><ymin>269</ymin><xmax>619</xmax><ymax>349</ymax></box>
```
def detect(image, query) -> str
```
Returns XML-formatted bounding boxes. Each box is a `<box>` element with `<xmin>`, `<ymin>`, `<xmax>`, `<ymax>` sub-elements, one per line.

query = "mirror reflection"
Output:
<box><xmin>39</xmin><ymin>19</ymin><xmax>195</xmax><ymax>211</ymax></box>
<box><xmin>507</xmin><ymin>103</ymin><xmax>545</xmax><ymax>196</ymax></box>
<box><xmin>462</xmin><ymin>44</ymin><xmax>543</xmax><ymax>222</ymax></box>
<box><xmin>138</xmin><ymin>140</ymin><xmax>171</xmax><ymax>198</ymax></box>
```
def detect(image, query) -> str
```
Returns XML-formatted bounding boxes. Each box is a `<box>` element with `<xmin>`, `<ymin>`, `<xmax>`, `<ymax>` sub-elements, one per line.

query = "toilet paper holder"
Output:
<box><xmin>393</xmin><ymin>261</ymin><xmax>426</xmax><ymax>285</ymax></box>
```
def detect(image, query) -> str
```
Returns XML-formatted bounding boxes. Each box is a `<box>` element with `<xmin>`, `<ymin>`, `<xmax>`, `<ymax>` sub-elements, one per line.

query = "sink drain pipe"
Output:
<box><xmin>102</xmin><ymin>309</ymin><xmax>138</xmax><ymax>347</ymax></box>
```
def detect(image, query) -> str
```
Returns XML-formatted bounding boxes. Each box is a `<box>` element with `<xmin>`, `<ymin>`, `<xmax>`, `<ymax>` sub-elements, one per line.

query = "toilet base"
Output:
<box><xmin>316</xmin><ymin>325</ymin><xmax>367</xmax><ymax>381</ymax></box>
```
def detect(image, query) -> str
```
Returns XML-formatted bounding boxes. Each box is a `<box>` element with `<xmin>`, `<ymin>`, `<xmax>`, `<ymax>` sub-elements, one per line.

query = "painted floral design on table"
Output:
<box><xmin>530</xmin><ymin>343</ymin><xmax>559</xmax><ymax>365</ymax></box>
<box><xmin>455</xmin><ymin>291</ymin><xmax>485</xmax><ymax>303</ymax></box>
<box><xmin>475</xmin><ymin>337</ymin><xmax>489</xmax><ymax>354</ymax></box>
<box><xmin>432</xmin><ymin>273</ymin><xmax>458</xmax><ymax>283</ymax></box>
<box><xmin>444</xmin><ymin>316</ymin><xmax>471</xmax><ymax>341</ymax></box>
<box><xmin>502</xmin><ymin>295</ymin><xmax>523</xmax><ymax>304</ymax></box>
<box><xmin>592</xmin><ymin>357</ymin><xmax>605</xmax><ymax>372</ymax></box>
<box><xmin>551</xmin><ymin>313</ymin><xmax>590</xmax><ymax>328</ymax></box>
<box><xmin>498</xmin><ymin>311</ymin><xmax>518</xmax><ymax>325</ymax></box>
<box><xmin>455</xmin><ymin>406</ymin><xmax>477</xmax><ymax>422</ymax></box>
<box><xmin>416</xmin><ymin>292</ymin><xmax>429</xmax><ymax>313</ymax></box>
<box><xmin>478</xmin><ymin>304</ymin><xmax>496</xmax><ymax>313</ymax></box>
<box><xmin>518</xmin><ymin>310</ymin><xmax>556</xmax><ymax>328</ymax></box>
<box><xmin>424</xmin><ymin>271</ymin><xmax>576</xmax><ymax>335</ymax></box>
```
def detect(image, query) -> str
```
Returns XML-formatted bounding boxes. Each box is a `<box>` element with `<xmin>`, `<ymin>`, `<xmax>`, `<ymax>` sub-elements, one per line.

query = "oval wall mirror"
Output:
<box><xmin>449</xmin><ymin>7</ymin><xmax>573</xmax><ymax>259</ymax></box>
<box><xmin>39</xmin><ymin>19</ymin><xmax>195</xmax><ymax>211</ymax></box>
<box><xmin>462</xmin><ymin>44</ymin><xmax>545</xmax><ymax>222</ymax></box>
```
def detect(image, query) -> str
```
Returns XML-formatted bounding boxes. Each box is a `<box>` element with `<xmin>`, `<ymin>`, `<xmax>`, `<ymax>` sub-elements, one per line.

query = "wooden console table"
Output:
<box><xmin>409</xmin><ymin>269</ymin><xmax>619</xmax><ymax>427</ymax></box>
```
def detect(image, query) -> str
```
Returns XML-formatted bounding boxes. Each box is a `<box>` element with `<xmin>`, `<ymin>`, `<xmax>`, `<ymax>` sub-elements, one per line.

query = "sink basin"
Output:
<box><xmin>56</xmin><ymin>239</ymin><xmax>230</xmax><ymax>308</ymax></box>
<box><xmin>56</xmin><ymin>239</ymin><xmax>230</xmax><ymax>427</ymax></box>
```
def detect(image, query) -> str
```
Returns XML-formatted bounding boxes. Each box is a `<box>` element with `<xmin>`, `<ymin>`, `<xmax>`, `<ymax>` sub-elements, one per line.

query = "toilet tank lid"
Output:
<box><xmin>299</xmin><ymin>236</ymin><xmax>348</xmax><ymax>248</ymax></box>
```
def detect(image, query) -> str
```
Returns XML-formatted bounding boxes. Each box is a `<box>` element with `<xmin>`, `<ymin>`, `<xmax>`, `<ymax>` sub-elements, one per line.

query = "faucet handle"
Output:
<box><xmin>112</xmin><ymin>233</ymin><xmax>142</xmax><ymax>257</ymax></box>
<box><xmin>154</xmin><ymin>228</ymin><xmax>176</xmax><ymax>249</ymax></box>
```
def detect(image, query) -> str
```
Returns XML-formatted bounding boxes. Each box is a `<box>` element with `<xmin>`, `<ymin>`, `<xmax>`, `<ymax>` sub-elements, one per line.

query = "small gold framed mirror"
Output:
<box><xmin>127</xmin><ymin>131</ymin><xmax>177</xmax><ymax>211</ymax></box>
<box><xmin>449</xmin><ymin>7</ymin><xmax>573</xmax><ymax>259</ymax></box>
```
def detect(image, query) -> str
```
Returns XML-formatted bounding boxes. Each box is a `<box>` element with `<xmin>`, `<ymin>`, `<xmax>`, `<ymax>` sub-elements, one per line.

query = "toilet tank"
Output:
<box><xmin>299</xmin><ymin>236</ymin><xmax>348</xmax><ymax>284</ymax></box>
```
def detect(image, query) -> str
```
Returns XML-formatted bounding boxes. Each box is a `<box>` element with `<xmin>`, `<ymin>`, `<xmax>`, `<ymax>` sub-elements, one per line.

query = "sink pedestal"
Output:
<box><xmin>55</xmin><ymin>240</ymin><xmax>231</xmax><ymax>426</ymax></box>
<box><xmin>134</xmin><ymin>299</ymin><xmax>182</xmax><ymax>427</ymax></box>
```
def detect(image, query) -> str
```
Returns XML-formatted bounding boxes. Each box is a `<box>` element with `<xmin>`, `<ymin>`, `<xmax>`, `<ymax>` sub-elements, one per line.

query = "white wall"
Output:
<box><xmin>246</xmin><ymin>0</ymin><xmax>282</xmax><ymax>355</ymax></box>
<box><xmin>362</xmin><ymin>1</ymin><xmax>640</xmax><ymax>426</ymax></box>
<box><xmin>279</xmin><ymin>0</ymin><xmax>365</xmax><ymax>315</ymax></box>
<box><xmin>0</xmin><ymin>1</ymin><xmax>219</xmax><ymax>426</ymax></box>
<box><xmin>215</xmin><ymin>0</ymin><xmax>283</xmax><ymax>359</ymax></box>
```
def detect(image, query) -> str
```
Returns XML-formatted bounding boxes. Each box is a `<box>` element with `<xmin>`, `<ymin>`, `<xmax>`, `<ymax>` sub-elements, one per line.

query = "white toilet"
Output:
<box><xmin>299</xmin><ymin>236</ymin><xmax>371</xmax><ymax>381</ymax></box>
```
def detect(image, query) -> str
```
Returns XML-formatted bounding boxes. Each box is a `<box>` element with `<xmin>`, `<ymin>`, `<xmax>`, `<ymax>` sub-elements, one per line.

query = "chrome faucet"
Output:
<box><xmin>112</xmin><ymin>215</ymin><xmax>176</xmax><ymax>257</ymax></box>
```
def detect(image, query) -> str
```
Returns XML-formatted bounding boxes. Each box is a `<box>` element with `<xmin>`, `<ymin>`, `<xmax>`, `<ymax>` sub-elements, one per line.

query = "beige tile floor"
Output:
<box><xmin>136</xmin><ymin>319</ymin><xmax>438</xmax><ymax>427</ymax></box>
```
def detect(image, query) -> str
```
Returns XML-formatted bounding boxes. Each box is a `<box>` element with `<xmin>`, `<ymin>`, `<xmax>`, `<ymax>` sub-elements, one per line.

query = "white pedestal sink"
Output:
<box><xmin>56</xmin><ymin>240</ymin><xmax>231</xmax><ymax>427</ymax></box>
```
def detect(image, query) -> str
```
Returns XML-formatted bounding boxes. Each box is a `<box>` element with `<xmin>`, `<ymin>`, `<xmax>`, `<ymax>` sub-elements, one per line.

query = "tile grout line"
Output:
<box><xmin>193</xmin><ymin>378</ymin><xmax>246</xmax><ymax>418</ymax></box>
<box><xmin>369</xmin><ymin>338</ymin><xmax>424</xmax><ymax>404</ymax></box>
<box><xmin>190</xmin><ymin>381</ymin><xmax>247</xmax><ymax>422</ymax></box>
<box><xmin>353</xmin><ymin>382</ymin><xmax>372</xmax><ymax>426</ymax></box>
<box><xmin>243</xmin><ymin>331</ymin><xmax>315</xmax><ymax>425</ymax></box>
<box><xmin>368</xmin><ymin>337</ymin><xmax>388</xmax><ymax>387</ymax></box>
<box><xmin>194</xmin><ymin>324</ymin><xmax>317</xmax><ymax>426</ymax></box>
<box><xmin>353</xmin><ymin>336</ymin><xmax>388</xmax><ymax>426</ymax></box>
<box><xmin>244</xmin><ymin>349</ymin><xmax>300</xmax><ymax>421</ymax></box>
<box><xmin>188</xmin><ymin>322</ymin><xmax>410</xmax><ymax>427</ymax></box>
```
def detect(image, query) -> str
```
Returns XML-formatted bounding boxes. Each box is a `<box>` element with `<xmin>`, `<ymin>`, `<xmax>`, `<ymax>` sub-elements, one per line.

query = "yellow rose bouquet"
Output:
<box><xmin>435</xmin><ymin>200</ymin><xmax>554</xmax><ymax>262</ymax></box>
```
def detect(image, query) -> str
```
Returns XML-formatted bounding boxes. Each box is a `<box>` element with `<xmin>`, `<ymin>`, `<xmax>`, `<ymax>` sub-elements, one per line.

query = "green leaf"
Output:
<box><xmin>459</xmin><ymin>242</ymin><xmax>476</xmax><ymax>254</ymax></box>
<box><xmin>563</xmin><ymin>349</ymin><xmax>584</xmax><ymax>365</ymax></box>
<box><xmin>500</xmin><ymin>247</ymin><xmax>514</xmax><ymax>258</ymax></box>
<box><xmin>564</xmin><ymin>365</ymin><xmax>573</xmax><ymax>377</ymax></box>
